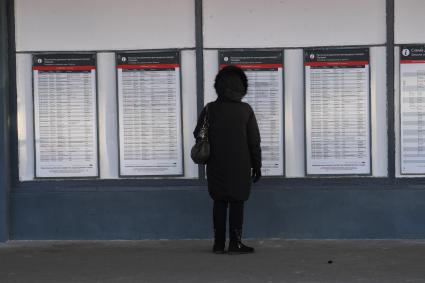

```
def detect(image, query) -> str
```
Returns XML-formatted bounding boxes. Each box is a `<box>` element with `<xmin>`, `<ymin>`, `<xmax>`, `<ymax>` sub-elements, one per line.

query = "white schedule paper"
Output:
<box><xmin>305</xmin><ymin>48</ymin><xmax>371</xmax><ymax>175</ymax></box>
<box><xmin>400</xmin><ymin>45</ymin><xmax>425</xmax><ymax>174</ymax></box>
<box><xmin>116</xmin><ymin>51</ymin><xmax>183</xmax><ymax>176</ymax></box>
<box><xmin>219</xmin><ymin>51</ymin><xmax>284</xmax><ymax>176</ymax></box>
<box><xmin>33</xmin><ymin>54</ymin><xmax>98</xmax><ymax>178</ymax></box>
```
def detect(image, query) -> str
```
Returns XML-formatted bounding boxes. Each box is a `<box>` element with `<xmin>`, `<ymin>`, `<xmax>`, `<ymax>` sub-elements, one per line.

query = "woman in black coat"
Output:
<box><xmin>194</xmin><ymin>66</ymin><xmax>262</xmax><ymax>254</ymax></box>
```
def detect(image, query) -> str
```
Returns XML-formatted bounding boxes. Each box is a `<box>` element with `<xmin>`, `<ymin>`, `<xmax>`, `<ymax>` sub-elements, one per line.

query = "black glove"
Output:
<box><xmin>252</xmin><ymin>168</ymin><xmax>262</xmax><ymax>183</ymax></box>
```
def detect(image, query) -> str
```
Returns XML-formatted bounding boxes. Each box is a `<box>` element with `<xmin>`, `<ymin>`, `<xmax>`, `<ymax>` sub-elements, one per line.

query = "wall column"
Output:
<box><xmin>0</xmin><ymin>0</ymin><xmax>11</xmax><ymax>242</ymax></box>
<box><xmin>195</xmin><ymin>0</ymin><xmax>205</xmax><ymax>179</ymax></box>
<box><xmin>386</xmin><ymin>0</ymin><xmax>395</xmax><ymax>178</ymax></box>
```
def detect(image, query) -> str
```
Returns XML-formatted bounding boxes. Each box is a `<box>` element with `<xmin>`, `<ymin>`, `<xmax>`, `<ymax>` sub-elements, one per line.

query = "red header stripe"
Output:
<box><xmin>220</xmin><ymin>64</ymin><xmax>283</xmax><ymax>69</ymax></box>
<box><xmin>400</xmin><ymin>60</ymin><xmax>425</xmax><ymax>64</ymax></box>
<box><xmin>33</xmin><ymin>66</ymin><xmax>95</xmax><ymax>71</ymax></box>
<box><xmin>117</xmin><ymin>64</ymin><xmax>179</xmax><ymax>69</ymax></box>
<box><xmin>304</xmin><ymin>61</ymin><xmax>369</xmax><ymax>67</ymax></box>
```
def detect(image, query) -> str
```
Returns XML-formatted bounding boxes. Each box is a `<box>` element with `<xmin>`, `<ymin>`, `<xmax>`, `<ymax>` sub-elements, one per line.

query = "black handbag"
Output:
<box><xmin>191</xmin><ymin>104</ymin><xmax>210</xmax><ymax>164</ymax></box>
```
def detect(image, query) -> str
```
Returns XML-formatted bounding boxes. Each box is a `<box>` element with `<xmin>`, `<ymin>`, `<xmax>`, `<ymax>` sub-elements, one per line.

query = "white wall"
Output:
<box><xmin>203</xmin><ymin>48</ymin><xmax>388</xmax><ymax>177</ymax></box>
<box><xmin>97</xmin><ymin>53</ymin><xmax>118</xmax><ymax>179</ymax></box>
<box><xmin>15</xmin><ymin>0</ymin><xmax>195</xmax><ymax>51</ymax></box>
<box><xmin>17</xmin><ymin>51</ymin><xmax>199</xmax><ymax>181</ymax></box>
<box><xmin>180</xmin><ymin>51</ymin><xmax>199</xmax><ymax>179</ymax></box>
<box><xmin>284</xmin><ymin>50</ymin><xmax>305</xmax><ymax>177</ymax></box>
<box><xmin>393</xmin><ymin>47</ymin><xmax>424</xmax><ymax>178</ymax></box>
<box><xmin>203</xmin><ymin>0</ymin><xmax>386</xmax><ymax>48</ymax></box>
<box><xmin>16</xmin><ymin>53</ymin><xmax>33</xmax><ymax>181</ymax></box>
<box><xmin>395</xmin><ymin>0</ymin><xmax>425</xmax><ymax>44</ymax></box>
<box><xmin>203</xmin><ymin>50</ymin><xmax>219</xmax><ymax>105</ymax></box>
<box><xmin>202</xmin><ymin>1</ymin><xmax>387</xmax><ymax>177</ymax></box>
<box><xmin>16</xmin><ymin>0</ymin><xmax>390</xmax><ymax>180</ymax></box>
<box><xmin>370</xmin><ymin>47</ymin><xmax>388</xmax><ymax>177</ymax></box>
<box><xmin>15</xmin><ymin>0</ymin><xmax>198</xmax><ymax>180</ymax></box>
<box><xmin>394</xmin><ymin>1</ymin><xmax>425</xmax><ymax>176</ymax></box>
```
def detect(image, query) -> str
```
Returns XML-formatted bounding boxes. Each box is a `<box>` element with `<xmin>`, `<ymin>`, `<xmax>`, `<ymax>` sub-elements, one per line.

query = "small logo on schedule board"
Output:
<box><xmin>121</xmin><ymin>57</ymin><xmax>127</xmax><ymax>62</ymax></box>
<box><xmin>224</xmin><ymin>57</ymin><xmax>229</xmax><ymax>62</ymax></box>
<box><xmin>309</xmin><ymin>54</ymin><xmax>315</xmax><ymax>60</ymax></box>
<box><xmin>37</xmin><ymin>58</ymin><xmax>43</xmax><ymax>64</ymax></box>
<box><xmin>402</xmin><ymin>49</ymin><xmax>410</xmax><ymax>57</ymax></box>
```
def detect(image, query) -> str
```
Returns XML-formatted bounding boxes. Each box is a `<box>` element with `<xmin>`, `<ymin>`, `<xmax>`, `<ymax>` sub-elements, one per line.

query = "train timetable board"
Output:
<box><xmin>400</xmin><ymin>45</ymin><xmax>425</xmax><ymax>174</ymax></box>
<box><xmin>304</xmin><ymin>48</ymin><xmax>371</xmax><ymax>175</ymax></box>
<box><xmin>219</xmin><ymin>50</ymin><xmax>284</xmax><ymax>176</ymax></box>
<box><xmin>116</xmin><ymin>51</ymin><xmax>183</xmax><ymax>177</ymax></box>
<box><xmin>32</xmin><ymin>53</ymin><xmax>99</xmax><ymax>178</ymax></box>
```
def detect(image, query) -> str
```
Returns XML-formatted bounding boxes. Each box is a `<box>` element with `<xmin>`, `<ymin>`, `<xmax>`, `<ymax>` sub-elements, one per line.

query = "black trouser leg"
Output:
<box><xmin>213</xmin><ymin>200</ymin><xmax>228</xmax><ymax>231</ymax></box>
<box><xmin>229</xmin><ymin>201</ymin><xmax>244</xmax><ymax>231</ymax></box>
<box><xmin>212</xmin><ymin>200</ymin><xmax>228</xmax><ymax>252</ymax></box>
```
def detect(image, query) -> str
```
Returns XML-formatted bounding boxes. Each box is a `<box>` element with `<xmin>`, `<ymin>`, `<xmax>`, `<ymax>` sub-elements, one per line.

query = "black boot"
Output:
<box><xmin>213</xmin><ymin>228</ymin><xmax>226</xmax><ymax>254</ymax></box>
<box><xmin>228</xmin><ymin>229</ymin><xmax>254</xmax><ymax>254</ymax></box>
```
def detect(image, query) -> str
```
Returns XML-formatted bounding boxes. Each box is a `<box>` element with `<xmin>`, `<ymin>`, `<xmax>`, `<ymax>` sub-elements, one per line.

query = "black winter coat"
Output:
<box><xmin>194</xmin><ymin>96</ymin><xmax>261</xmax><ymax>202</ymax></box>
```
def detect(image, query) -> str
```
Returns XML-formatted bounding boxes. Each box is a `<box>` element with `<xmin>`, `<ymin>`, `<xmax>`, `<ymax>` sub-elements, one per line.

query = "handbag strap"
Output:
<box><xmin>204</xmin><ymin>103</ymin><xmax>210</xmax><ymax>125</ymax></box>
<box><xmin>198</xmin><ymin>103</ymin><xmax>210</xmax><ymax>140</ymax></box>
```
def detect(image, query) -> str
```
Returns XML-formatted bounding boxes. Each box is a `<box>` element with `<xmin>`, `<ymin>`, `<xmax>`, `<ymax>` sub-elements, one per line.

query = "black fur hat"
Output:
<box><xmin>214</xmin><ymin>65</ymin><xmax>248</xmax><ymax>101</ymax></box>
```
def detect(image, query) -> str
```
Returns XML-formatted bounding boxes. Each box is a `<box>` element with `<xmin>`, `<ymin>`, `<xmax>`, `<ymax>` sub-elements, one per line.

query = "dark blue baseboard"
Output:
<box><xmin>10</xmin><ymin>186</ymin><xmax>425</xmax><ymax>240</ymax></box>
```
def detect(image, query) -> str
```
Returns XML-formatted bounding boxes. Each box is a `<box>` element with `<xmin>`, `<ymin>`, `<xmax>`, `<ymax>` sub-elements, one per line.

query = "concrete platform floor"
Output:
<box><xmin>0</xmin><ymin>240</ymin><xmax>425</xmax><ymax>283</ymax></box>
